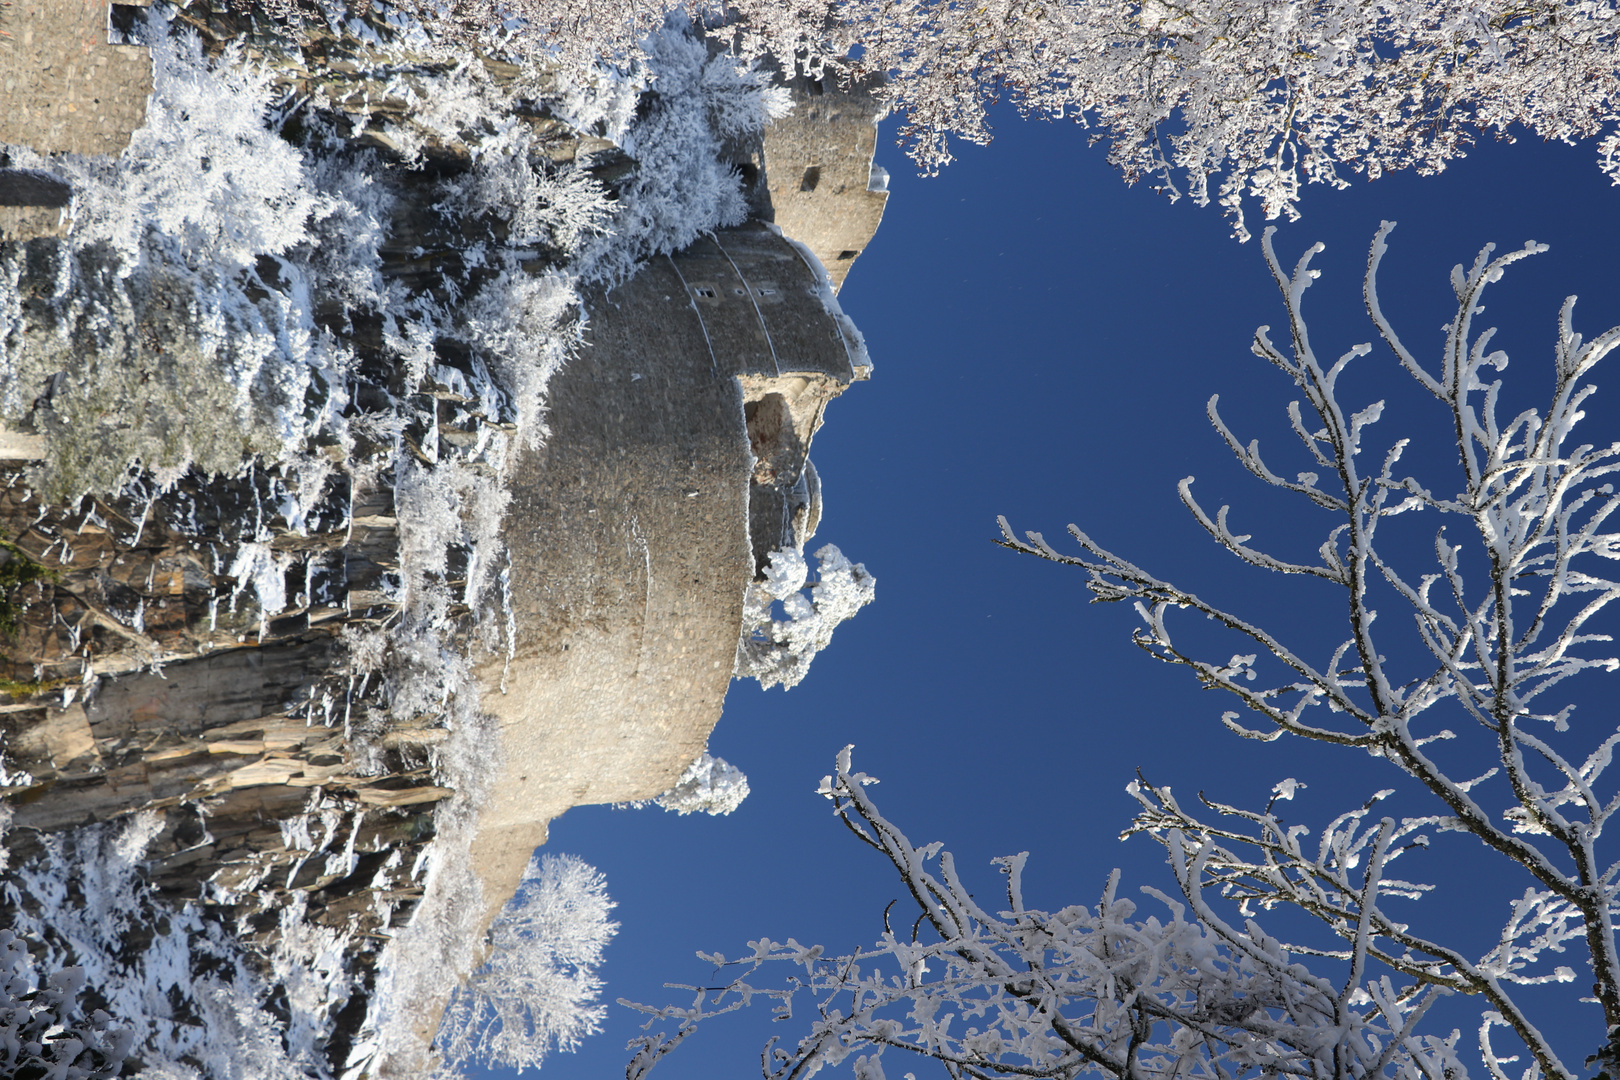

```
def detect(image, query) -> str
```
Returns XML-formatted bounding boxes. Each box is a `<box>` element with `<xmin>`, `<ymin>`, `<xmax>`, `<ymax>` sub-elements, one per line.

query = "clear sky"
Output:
<box><xmin>474</xmin><ymin>107</ymin><xmax>1620</xmax><ymax>1080</ymax></box>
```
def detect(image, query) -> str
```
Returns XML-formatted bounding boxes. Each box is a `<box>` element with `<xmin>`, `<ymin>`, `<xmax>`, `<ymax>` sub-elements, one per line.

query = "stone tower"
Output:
<box><xmin>762</xmin><ymin>70</ymin><xmax>890</xmax><ymax>294</ymax></box>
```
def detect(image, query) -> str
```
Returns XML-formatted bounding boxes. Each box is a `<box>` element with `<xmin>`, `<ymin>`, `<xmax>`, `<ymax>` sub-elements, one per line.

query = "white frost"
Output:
<box><xmin>654</xmin><ymin>752</ymin><xmax>751</xmax><ymax>816</ymax></box>
<box><xmin>434</xmin><ymin>853</ymin><xmax>618</xmax><ymax>1073</ymax></box>
<box><xmin>735</xmin><ymin>544</ymin><xmax>876</xmax><ymax>691</ymax></box>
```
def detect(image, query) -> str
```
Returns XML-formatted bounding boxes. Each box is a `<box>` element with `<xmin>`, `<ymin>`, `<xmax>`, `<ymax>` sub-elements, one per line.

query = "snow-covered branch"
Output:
<box><xmin>1001</xmin><ymin>224</ymin><xmax>1620</xmax><ymax>1079</ymax></box>
<box><xmin>435</xmin><ymin>854</ymin><xmax>618</xmax><ymax>1074</ymax></box>
<box><xmin>238</xmin><ymin>0</ymin><xmax>1620</xmax><ymax>238</ymax></box>
<box><xmin>625</xmin><ymin>749</ymin><xmax>1472</xmax><ymax>1080</ymax></box>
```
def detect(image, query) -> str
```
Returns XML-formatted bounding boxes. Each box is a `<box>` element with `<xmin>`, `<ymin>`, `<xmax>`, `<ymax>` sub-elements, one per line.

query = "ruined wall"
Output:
<box><xmin>0</xmin><ymin>0</ymin><xmax>151</xmax><ymax>155</ymax></box>
<box><xmin>762</xmin><ymin>71</ymin><xmax>890</xmax><ymax>294</ymax></box>
<box><xmin>466</xmin><ymin>222</ymin><xmax>868</xmax><ymax>930</ymax></box>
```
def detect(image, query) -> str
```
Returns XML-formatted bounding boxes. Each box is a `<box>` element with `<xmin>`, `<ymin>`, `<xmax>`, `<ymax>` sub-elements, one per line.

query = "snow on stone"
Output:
<box><xmin>0</xmin><ymin>7</ymin><xmax>856</xmax><ymax>1076</ymax></box>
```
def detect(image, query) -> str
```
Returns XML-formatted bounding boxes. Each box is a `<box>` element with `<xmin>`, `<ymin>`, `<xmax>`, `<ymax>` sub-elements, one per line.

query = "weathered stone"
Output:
<box><xmin>461</xmin><ymin>223</ymin><xmax>866</xmax><ymax>938</ymax></box>
<box><xmin>0</xmin><ymin>0</ymin><xmax>152</xmax><ymax>157</ymax></box>
<box><xmin>762</xmin><ymin>71</ymin><xmax>890</xmax><ymax>293</ymax></box>
<box><xmin>0</xmin><ymin>11</ymin><xmax>891</xmax><ymax>1071</ymax></box>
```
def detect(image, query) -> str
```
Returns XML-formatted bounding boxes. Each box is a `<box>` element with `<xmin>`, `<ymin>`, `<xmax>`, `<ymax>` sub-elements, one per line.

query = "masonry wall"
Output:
<box><xmin>762</xmin><ymin>71</ymin><xmax>890</xmax><ymax>294</ymax></box>
<box><xmin>465</xmin><ymin>220</ymin><xmax>867</xmax><ymax>932</ymax></box>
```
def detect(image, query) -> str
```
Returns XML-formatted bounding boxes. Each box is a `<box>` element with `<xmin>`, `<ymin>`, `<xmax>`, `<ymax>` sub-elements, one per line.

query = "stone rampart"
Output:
<box><xmin>466</xmin><ymin>221</ymin><xmax>868</xmax><ymax>930</ymax></box>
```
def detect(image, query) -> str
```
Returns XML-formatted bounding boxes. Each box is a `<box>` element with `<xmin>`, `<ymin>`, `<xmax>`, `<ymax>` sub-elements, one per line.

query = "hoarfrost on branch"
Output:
<box><xmin>359</xmin><ymin>0</ymin><xmax>1620</xmax><ymax>238</ymax></box>
<box><xmin>997</xmin><ymin>224</ymin><xmax>1620</xmax><ymax>1080</ymax></box>
<box><xmin>623</xmin><ymin>747</ymin><xmax>1471</xmax><ymax>1080</ymax></box>
<box><xmin>656</xmin><ymin>752</ymin><xmax>752</xmax><ymax>816</ymax></box>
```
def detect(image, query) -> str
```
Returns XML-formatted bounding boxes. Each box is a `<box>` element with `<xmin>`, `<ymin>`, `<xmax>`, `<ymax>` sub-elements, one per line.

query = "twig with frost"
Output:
<box><xmin>624</xmin><ymin>747</ymin><xmax>1470</xmax><ymax>1080</ymax></box>
<box><xmin>1000</xmin><ymin>223</ymin><xmax>1620</xmax><ymax>1080</ymax></box>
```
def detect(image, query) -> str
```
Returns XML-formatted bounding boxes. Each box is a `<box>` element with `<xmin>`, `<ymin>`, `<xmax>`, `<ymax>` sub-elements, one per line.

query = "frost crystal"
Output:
<box><xmin>654</xmin><ymin>752</ymin><xmax>751</xmax><ymax>816</ymax></box>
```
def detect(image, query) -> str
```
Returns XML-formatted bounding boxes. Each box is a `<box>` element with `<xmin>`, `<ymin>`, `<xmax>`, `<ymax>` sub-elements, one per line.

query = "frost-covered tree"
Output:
<box><xmin>435</xmin><ymin>853</ymin><xmax>619</xmax><ymax>1074</ymax></box>
<box><xmin>842</xmin><ymin>0</ymin><xmax>1620</xmax><ymax>238</ymax></box>
<box><xmin>626</xmin><ymin>226</ymin><xmax>1620</xmax><ymax>1080</ymax></box>
<box><xmin>258</xmin><ymin>0</ymin><xmax>1620</xmax><ymax>238</ymax></box>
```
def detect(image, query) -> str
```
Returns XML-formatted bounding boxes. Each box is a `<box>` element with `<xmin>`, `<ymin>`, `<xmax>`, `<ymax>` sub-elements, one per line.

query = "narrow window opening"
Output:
<box><xmin>0</xmin><ymin>169</ymin><xmax>70</xmax><ymax>208</ymax></box>
<box><xmin>109</xmin><ymin>4</ymin><xmax>145</xmax><ymax>43</ymax></box>
<box><xmin>800</xmin><ymin>166</ymin><xmax>821</xmax><ymax>193</ymax></box>
<box><xmin>836</xmin><ymin>250</ymin><xmax>859</xmax><ymax>261</ymax></box>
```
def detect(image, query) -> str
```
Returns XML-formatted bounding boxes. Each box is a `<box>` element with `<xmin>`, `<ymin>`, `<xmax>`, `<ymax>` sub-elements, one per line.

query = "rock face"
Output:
<box><xmin>0</xmin><ymin>7</ymin><xmax>890</xmax><ymax>1074</ymax></box>
<box><xmin>0</xmin><ymin>442</ymin><xmax>448</xmax><ymax>1068</ymax></box>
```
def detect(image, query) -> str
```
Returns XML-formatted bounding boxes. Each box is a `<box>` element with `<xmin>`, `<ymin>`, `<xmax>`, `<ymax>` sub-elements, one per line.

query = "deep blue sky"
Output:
<box><xmin>478</xmin><ymin>111</ymin><xmax>1620</xmax><ymax>1079</ymax></box>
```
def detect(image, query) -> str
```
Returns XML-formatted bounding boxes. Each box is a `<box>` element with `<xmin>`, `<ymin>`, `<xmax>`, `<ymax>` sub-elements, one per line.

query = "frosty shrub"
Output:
<box><xmin>435</xmin><ymin>853</ymin><xmax>619</xmax><ymax>1074</ymax></box>
<box><xmin>631</xmin><ymin>228</ymin><xmax>1620</xmax><ymax>1080</ymax></box>
<box><xmin>571</xmin><ymin>15</ymin><xmax>792</xmax><ymax>284</ymax></box>
<box><xmin>735</xmin><ymin>545</ymin><xmax>876</xmax><ymax>691</ymax></box>
<box><xmin>0</xmin><ymin>930</ymin><xmax>132</xmax><ymax>1080</ymax></box>
<box><xmin>655</xmin><ymin>752</ymin><xmax>752</xmax><ymax>816</ymax></box>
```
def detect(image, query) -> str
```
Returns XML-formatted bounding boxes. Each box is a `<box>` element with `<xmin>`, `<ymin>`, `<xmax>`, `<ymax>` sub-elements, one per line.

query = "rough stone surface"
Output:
<box><xmin>0</xmin><ymin>0</ymin><xmax>152</xmax><ymax>241</ymax></box>
<box><xmin>0</xmin><ymin>465</ymin><xmax>439</xmax><ymax>1074</ymax></box>
<box><xmin>0</xmin><ymin>15</ymin><xmax>888</xmax><ymax>1069</ymax></box>
<box><xmin>0</xmin><ymin>0</ymin><xmax>152</xmax><ymax>156</ymax></box>
<box><xmin>762</xmin><ymin>71</ymin><xmax>889</xmax><ymax>294</ymax></box>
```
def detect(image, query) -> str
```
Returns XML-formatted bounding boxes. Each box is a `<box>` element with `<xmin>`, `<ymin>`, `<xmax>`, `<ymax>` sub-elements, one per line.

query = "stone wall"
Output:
<box><xmin>0</xmin><ymin>0</ymin><xmax>152</xmax><ymax>241</ymax></box>
<box><xmin>762</xmin><ymin>71</ymin><xmax>890</xmax><ymax>294</ymax></box>
<box><xmin>0</xmin><ymin>0</ymin><xmax>151</xmax><ymax>155</ymax></box>
<box><xmin>0</xmin><ymin>13</ymin><xmax>890</xmax><ymax>1071</ymax></box>
<box><xmin>465</xmin><ymin>219</ymin><xmax>868</xmax><ymax>938</ymax></box>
